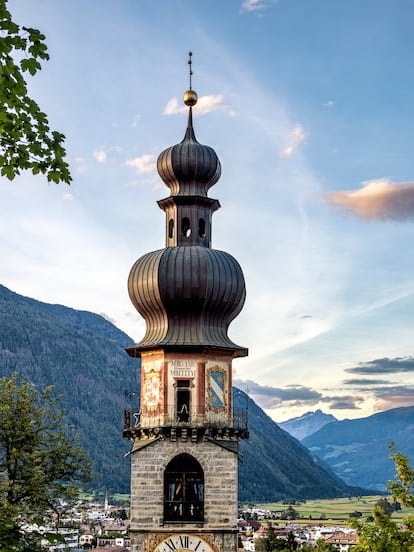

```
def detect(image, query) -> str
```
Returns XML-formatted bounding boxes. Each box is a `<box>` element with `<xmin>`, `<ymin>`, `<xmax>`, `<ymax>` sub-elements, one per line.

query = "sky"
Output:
<box><xmin>2</xmin><ymin>0</ymin><xmax>414</xmax><ymax>423</ymax></box>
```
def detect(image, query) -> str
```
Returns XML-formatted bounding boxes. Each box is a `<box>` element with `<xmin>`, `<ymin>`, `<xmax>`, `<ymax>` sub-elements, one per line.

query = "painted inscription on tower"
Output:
<box><xmin>169</xmin><ymin>359</ymin><xmax>197</xmax><ymax>379</ymax></box>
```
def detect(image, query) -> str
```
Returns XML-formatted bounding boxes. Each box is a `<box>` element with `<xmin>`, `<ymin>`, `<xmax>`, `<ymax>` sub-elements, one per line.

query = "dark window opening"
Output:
<box><xmin>176</xmin><ymin>380</ymin><xmax>190</xmax><ymax>422</ymax></box>
<box><xmin>182</xmin><ymin>217</ymin><xmax>191</xmax><ymax>237</ymax></box>
<box><xmin>168</xmin><ymin>218</ymin><xmax>175</xmax><ymax>239</ymax></box>
<box><xmin>164</xmin><ymin>454</ymin><xmax>204</xmax><ymax>522</ymax></box>
<box><xmin>198</xmin><ymin>218</ymin><xmax>206</xmax><ymax>238</ymax></box>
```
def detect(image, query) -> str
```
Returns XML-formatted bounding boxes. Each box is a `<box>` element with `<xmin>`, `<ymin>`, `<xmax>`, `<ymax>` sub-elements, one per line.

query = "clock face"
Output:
<box><xmin>154</xmin><ymin>534</ymin><xmax>214</xmax><ymax>552</ymax></box>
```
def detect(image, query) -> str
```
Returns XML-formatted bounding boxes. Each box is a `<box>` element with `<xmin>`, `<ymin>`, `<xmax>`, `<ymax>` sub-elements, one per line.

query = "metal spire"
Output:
<box><xmin>184</xmin><ymin>51</ymin><xmax>198</xmax><ymax>107</ymax></box>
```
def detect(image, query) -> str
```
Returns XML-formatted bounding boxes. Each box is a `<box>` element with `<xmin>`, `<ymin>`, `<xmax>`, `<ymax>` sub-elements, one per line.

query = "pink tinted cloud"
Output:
<box><xmin>326</xmin><ymin>178</ymin><xmax>414</xmax><ymax>221</ymax></box>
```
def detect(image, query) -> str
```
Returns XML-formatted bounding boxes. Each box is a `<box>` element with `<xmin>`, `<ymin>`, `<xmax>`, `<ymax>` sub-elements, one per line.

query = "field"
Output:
<box><xmin>250</xmin><ymin>496</ymin><xmax>414</xmax><ymax>526</ymax></box>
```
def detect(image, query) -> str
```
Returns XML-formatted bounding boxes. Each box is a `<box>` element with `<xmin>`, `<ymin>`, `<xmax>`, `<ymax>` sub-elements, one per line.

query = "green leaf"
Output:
<box><xmin>1</xmin><ymin>164</ymin><xmax>17</xmax><ymax>180</ymax></box>
<box><xmin>20</xmin><ymin>57</ymin><xmax>41</xmax><ymax>75</ymax></box>
<box><xmin>0</xmin><ymin>1</ymin><xmax>71</xmax><ymax>184</ymax></box>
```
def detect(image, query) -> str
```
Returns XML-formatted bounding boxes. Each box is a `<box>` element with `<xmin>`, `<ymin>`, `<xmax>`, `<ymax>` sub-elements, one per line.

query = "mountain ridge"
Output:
<box><xmin>303</xmin><ymin>406</ymin><xmax>414</xmax><ymax>490</ymax></box>
<box><xmin>0</xmin><ymin>283</ymin><xmax>366</xmax><ymax>500</ymax></box>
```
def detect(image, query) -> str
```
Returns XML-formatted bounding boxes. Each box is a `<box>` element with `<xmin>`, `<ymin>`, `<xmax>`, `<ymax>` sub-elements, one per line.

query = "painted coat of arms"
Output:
<box><xmin>207</xmin><ymin>367</ymin><xmax>227</xmax><ymax>411</ymax></box>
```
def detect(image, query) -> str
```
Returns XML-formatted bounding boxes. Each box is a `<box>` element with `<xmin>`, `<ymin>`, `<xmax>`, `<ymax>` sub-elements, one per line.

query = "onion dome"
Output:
<box><xmin>157</xmin><ymin>108</ymin><xmax>221</xmax><ymax>196</ymax></box>
<box><xmin>127</xmin><ymin>246</ymin><xmax>247</xmax><ymax>356</ymax></box>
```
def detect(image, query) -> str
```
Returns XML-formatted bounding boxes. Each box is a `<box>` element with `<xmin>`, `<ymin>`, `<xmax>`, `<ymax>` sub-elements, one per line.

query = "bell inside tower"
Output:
<box><xmin>176</xmin><ymin>379</ymin><xmax>191</xmax><ymax>422</ymax></box>
<box><xmin>164</xmin><ymin>453</ymin><xmax>204</xmax><ymax>523</ymax></box>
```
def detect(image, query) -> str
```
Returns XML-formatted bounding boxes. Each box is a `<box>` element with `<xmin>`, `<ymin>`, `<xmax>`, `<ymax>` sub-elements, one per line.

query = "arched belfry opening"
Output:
<box><xmin>164</xmin><ymin>453</ymin><xmax>204</xmax><ymax>522</ymax></box>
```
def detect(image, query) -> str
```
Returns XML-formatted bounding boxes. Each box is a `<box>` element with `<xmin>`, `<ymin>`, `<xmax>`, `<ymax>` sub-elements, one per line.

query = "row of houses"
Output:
<box><xmin>238</xmin><ymin>519</ymin><xmax>357</xmax><ymax>551</ymax></box>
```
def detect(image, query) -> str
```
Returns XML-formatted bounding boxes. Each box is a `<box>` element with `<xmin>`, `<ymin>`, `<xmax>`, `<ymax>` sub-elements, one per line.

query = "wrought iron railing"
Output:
<box><xmin>123</xmin><ymin>404</ymin><xmax>248</xmax><ymax>432</ymax></box>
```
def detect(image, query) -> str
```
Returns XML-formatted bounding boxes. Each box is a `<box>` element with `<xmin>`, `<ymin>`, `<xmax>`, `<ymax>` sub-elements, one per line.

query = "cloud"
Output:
<box><xmin>164</xmin><ymin>94</ymin><xmax>236</xmax><ymax>116</ymax></box>
<box><xmin>234</xmin><ymin>378</ymin><xmax>322</xmax><ymax>409</ymax></box>
<box><xmin>241</xmin><ymin>0</ymin><xmax>272</xmax><ymax>12</ymax></box>
<box><xmin>326</xmin><ymin>397</ymin><xmax>361</xmax><ymax>410</ymax></box>
<box><xmin>374</xmin><ymin>396</ymin><xmax>414</xmax><ymax>412</ymax></box>
<box><xmin>63</xmin><ymin>193</ymin><xmax>74</xmax><ymax>201</ymax></box>
<box><xmin>74</xmin><ymin>156</ymin><xmax>86</xmax><ymax>174</ymax></box>
<box><xmin>343</xmin><ymin>378</ymin><xmax>392</xmax><ymax>386</ymax></box>
<box><xmin>371</xmin><ymin>385</ymin><xmax>414</xmax><ymax>398</ymax></box>
<box><xmin>93</xmin><ymin>150</ymin><xmax>107</xmax><ymax>164</ymax></box>
<box><xmin>131</xmin><ymin>114</ymin><xmax>141</xmax><ymax>128</ymax></box>
<box><xmin>279</xmin><ymin>123</ymin><xmax>306</xmax><ymax>158</ymax></box>
<box><xmin>346</xmin><ymin>356</ymin><xmax>414</xmax><ymax>375</ymax></box>
<box><xmin>99</xmin><ymin>311</ymin><xmax>116</xmax><ymax>324</ymax></box>
<box><xmin>368</xmin><ymin>385</ymin><xmax>414</xmax><ymax>412</ymax></box>
<box><xmin>323</xmin><ymin>100</ymin><xmax>335</xmax><ymax>107</ymax></box>
<box><xmin>325</xmin><ymin>178</ymin><xmax>414</xmax><ymax>221</ymax></box>
<box><xmin>234</xmin><ymin>378</ymin><xmax>364</xmax><ymax>413</ymax></box>
<box><xmin>125</xmin><ymin>154</ymin><xmax>156</xmax><ymax>174</ymax></box>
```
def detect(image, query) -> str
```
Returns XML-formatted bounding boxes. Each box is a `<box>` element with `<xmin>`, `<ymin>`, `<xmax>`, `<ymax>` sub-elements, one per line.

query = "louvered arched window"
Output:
<box><xmin>164</xmin><ymin>453</ymin><xmax>204</xmax><ymax>522</ymax></box>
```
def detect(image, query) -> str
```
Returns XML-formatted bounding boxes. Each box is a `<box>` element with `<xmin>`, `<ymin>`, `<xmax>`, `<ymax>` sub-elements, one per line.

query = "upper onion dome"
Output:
<box><xmin>157</xmin><ymin>105</ymin><xmax>221</xmax><ymax>197</ymax></box>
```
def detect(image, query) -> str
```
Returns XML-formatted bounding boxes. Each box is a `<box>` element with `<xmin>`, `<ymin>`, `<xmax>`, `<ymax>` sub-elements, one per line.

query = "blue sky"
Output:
<box><xmin>2</xmin><ymin>0</ymin><xmax>414</xmax><ymax>422</ymax></box>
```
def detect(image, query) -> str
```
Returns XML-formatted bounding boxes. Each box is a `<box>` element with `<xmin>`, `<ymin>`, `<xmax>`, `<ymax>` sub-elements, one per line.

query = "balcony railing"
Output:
<box><xmin>123</xmin><ymin>404</ymin><xmax>248</xmax><ymax>432</ymax></box>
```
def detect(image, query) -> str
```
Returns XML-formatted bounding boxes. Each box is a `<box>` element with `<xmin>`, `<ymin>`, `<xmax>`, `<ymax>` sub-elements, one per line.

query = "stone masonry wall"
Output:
<box><xmin>129</xmin><ymin>438</ymin><xmax>239</xmax><ymax>551</ymax></box>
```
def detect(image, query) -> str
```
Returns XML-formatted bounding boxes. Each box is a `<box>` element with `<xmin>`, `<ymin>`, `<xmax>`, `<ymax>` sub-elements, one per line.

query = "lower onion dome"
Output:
<box><xmin>127</xmin><ymin>246</ymin><xmax>246</xmax><ymax>353</ymax></box>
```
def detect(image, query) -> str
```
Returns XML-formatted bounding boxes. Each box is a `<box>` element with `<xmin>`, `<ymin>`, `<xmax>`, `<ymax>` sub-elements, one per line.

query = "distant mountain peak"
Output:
<box><xmin>302</xmin><ymin>405</ymin><xmax>414</xmax><ymax>491</ymax></box>
<box><xmin>279</xmin><ymin>410</ymin><xmax>337</xmax><ymax>441</ymax></box>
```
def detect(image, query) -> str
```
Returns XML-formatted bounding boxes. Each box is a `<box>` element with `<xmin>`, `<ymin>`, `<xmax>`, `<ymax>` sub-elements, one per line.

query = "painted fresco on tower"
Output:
<box><xmin>142</xmin><ymin>360</ymin><xmax>162</xmax><ymax>411</ymax></box>
<box><xmin>206</xmin><ymin>364</ymin><xmax>228</xmax><ymax>411</ymax></box>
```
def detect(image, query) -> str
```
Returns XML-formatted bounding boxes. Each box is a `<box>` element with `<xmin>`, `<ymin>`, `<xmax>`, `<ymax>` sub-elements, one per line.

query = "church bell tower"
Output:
<box><xmin>124</xmin><ymin>54</ymin><xmax>248</xmax><ymax>552</ymax></box>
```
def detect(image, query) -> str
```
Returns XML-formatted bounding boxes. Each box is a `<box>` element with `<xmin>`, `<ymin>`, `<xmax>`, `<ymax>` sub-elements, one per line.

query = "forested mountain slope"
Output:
<box><xmin>0</xmin><ymin>284</ymin><xmax>138</xmax><ymax>492</ymax></box>
<box><xmin>0</xmin><ymin>284</ymin><xmax>361</xmax><ymax>500</ymax></box>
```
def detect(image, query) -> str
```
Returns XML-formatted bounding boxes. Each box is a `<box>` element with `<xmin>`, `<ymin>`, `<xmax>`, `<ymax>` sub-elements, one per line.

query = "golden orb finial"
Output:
<box><xmin>183</xmin><ymin>51</ymin><xmax>198</xmax><ymax>107</ymax></box>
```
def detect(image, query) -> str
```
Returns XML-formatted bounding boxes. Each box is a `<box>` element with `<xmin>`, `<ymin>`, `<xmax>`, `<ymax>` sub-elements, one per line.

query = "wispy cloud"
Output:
<box><xmin>234</xmin><ymin>378</ymin><xmax>322</xmax><ymax>409</ymax></box>
<box><xmin>74</xmin><ymin>156</ymin><xmax>86</xmax><ymax>174</ymax></box>
<box><xmin>373</xmin><ymin>386</ymin><xmax>414</xmax><ymax>412</ymax></box>
<box><xmin>94</xmin><ymin>150</ymin><xmax>107</xmax><ymax>164</ymax></box>
<box><xmin>63</xmin><ymin>193</ymin><xmax>74</xmax><ymax>201</ymax></box>
<box><xmin>343</xmin><ymin>378</ymin><xmax>392</xmax><ymax>386</ymax></box>
<box><xmin>234</xmin><ymin>378</ymin><xmax>363</xmax><ymax>412</ymax></box>
<box><xmin>279</xmin><ymin>123</ymin><xmax>306</xmax><ymax>158</ymax></box>
<box><xmin>325</xmin><ymin>178</ymin><xmax>414</xmax><ymax>221</ymax></box>
<box><xmin>346</xmin><ymin>356</ymin><xmax>414</xmax><ymax>375</ymax></box>
<box><xmin>241</xmin><ymin>0</ymin><xmax>273</xmax><ymax>13</ymax></box>
<box><xmin>164</xmin><ymin>94</ymin><xmax>236</xmax><ymax>116</ymax></box>
<box><xmin>125</xmin><ymin>154</ymin><xmax>156</xmax><ymax>174</ymax></box>
<box><xmin>131</xmin><ymin>114</ymin><xmax>141</xmax><ymax>128</ymax></box>
<box><xmin>325</xmin><ymin>396</ymin><xmax>362</xmax><ymax>410</ymax></box>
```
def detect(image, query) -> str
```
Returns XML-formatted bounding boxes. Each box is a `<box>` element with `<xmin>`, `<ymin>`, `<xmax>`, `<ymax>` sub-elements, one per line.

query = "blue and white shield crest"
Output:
<box><xmin>209</xmin><ymin>369</ymin><xmax>226</xmax><ymax>409</ymax></box>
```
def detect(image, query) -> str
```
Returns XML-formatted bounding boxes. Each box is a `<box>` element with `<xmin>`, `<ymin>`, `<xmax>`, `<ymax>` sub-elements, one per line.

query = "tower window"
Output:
<box><xmin>176</xmin><ymin>380</ymin><xmax>190</xmax><ymax>422</ymax></box>
<box><xmin>182</xmin><ymin>217</ymin><xmax>191</xmax><ymax>237</ymax></box>
<box><xmin>198</xmin><ymin>218</ymin><xmax>206</xmax><ymax>238</ymax></box>
<box><xmin>168</xmin><ymin>218</ymin><xmax>175</xmax><ymax>239</ymax></box>
<box><xmin>164</xmin><ymin>453</ymin><xmax>204</xmax><ymax>522</ymax></box>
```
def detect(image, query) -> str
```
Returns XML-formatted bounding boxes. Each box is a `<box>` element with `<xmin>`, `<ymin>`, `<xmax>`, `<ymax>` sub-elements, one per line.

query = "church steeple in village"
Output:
<box><xmin>123</xmin><ymin>53</ymin><xmax>248</xmax><ymax>552</ymax></box>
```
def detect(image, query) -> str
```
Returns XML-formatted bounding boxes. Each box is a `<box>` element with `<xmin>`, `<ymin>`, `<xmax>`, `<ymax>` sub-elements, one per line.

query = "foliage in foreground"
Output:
<box><xmin>0</xmin><ymin>373</ymin><xmax>92</xmax><ymax>550</ymax></box>
<box><xmin>350</xmin><ymin>444</ymin><xmax>414</xmax><ymax>551</ymax></box>
<box><xmin>0</xmin><ymin>0</ymin><xmax>71</xmax><ymax>183</ymax></box>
